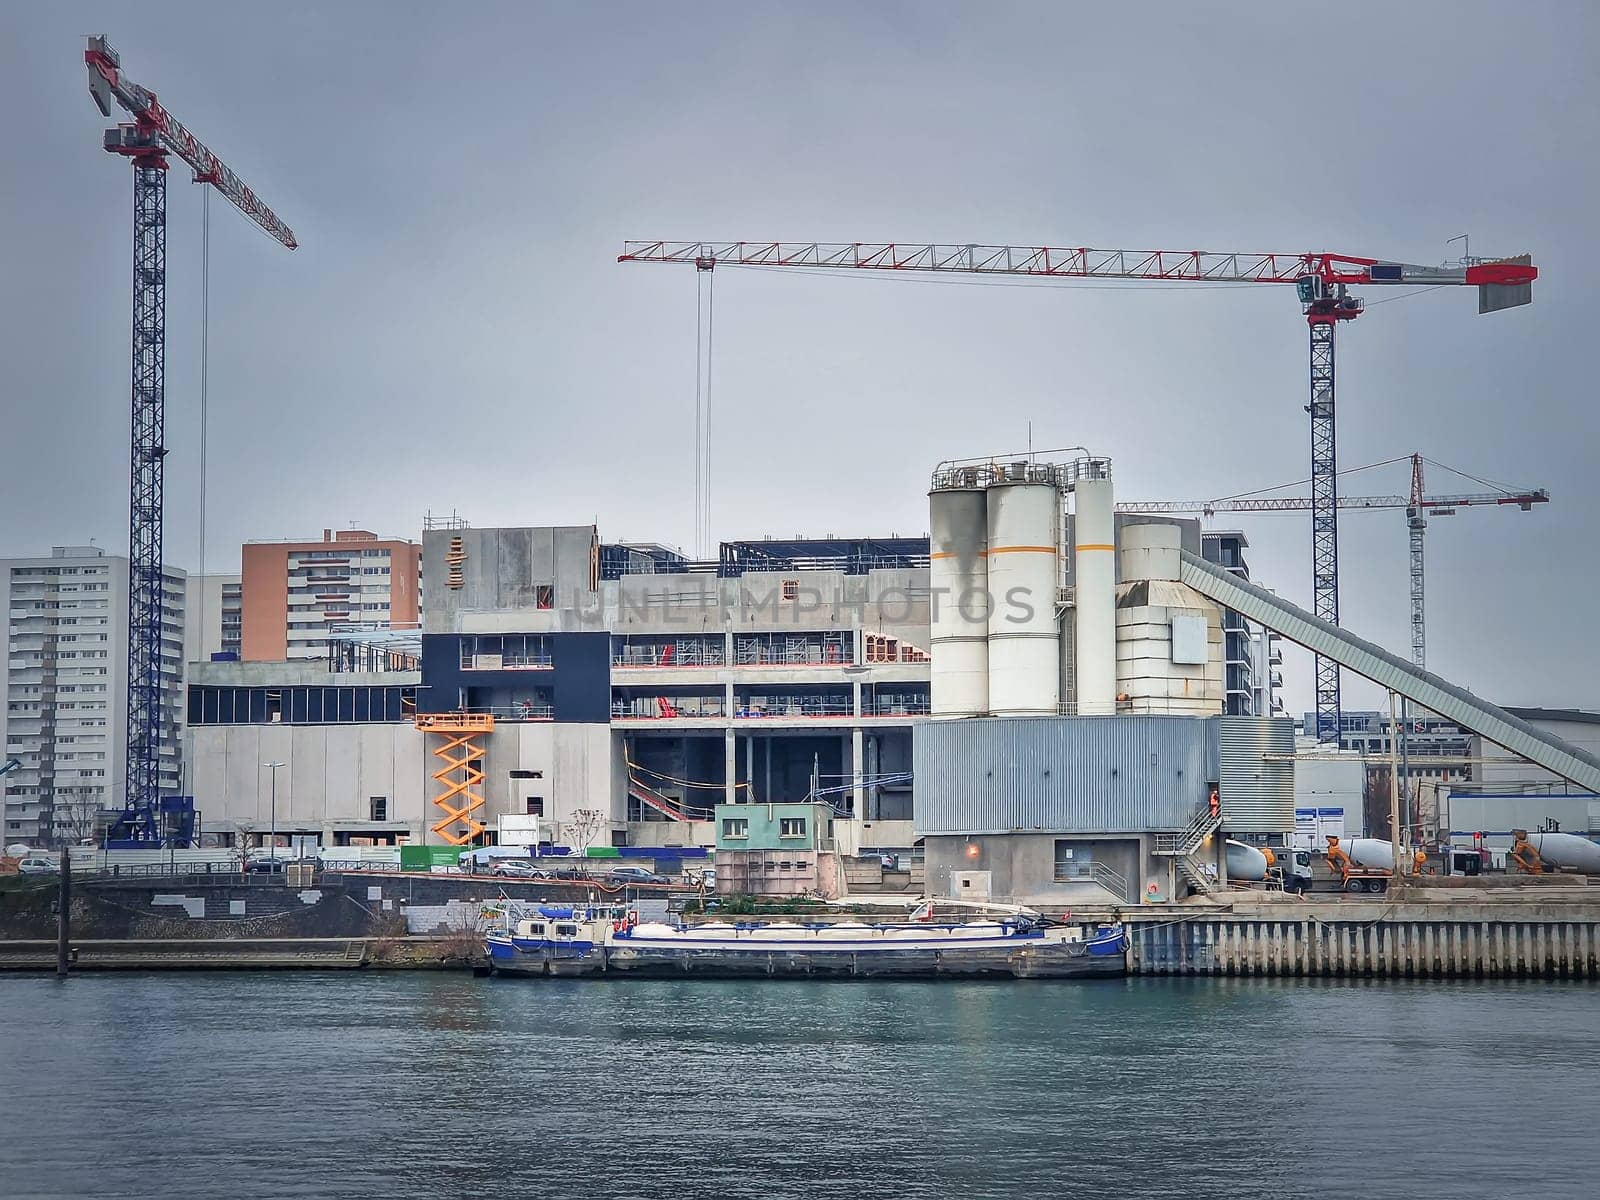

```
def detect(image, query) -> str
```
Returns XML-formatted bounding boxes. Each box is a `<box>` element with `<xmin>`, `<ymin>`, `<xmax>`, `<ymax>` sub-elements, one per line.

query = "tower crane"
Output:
<box><xmin>1117</xmin><ymin>453</ymin><xmax>1549</xmax><ymax>669</ymax></box>
<box><xmin>618</xmin><ymin>240</ymin><xmax>1538</xmax><ymax>741</ymax></box>
<box><xmin>85</xmin><ymin>36</ymin><xmax>296</xmax><ymax>844</ymax></box>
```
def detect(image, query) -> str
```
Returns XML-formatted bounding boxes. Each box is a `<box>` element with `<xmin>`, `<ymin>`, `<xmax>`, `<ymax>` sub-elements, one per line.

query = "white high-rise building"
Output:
<box><xmin>184</xmin><ymin>573</ymin><xmax>243</xmax><ymax>663</ymax></box>
<box><xmin>2</xmin><ymin>547</ymin><xmax>186</xmax><ymax>847</ymax></box>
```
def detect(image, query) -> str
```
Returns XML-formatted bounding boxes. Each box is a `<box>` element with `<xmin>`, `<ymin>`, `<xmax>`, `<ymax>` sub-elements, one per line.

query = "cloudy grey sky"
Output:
<box><xmin>2</xmin><ymin>1</ymin><xmax>1595</xmax><ymax>716</ymax></box>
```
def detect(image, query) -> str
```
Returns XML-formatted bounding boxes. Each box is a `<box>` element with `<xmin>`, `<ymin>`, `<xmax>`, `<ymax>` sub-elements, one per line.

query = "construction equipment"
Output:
<box><xmin>84</xmin><ymin>36</ymin><xmax>296</xmax><ymax>844</ymax></box>
<box><xmin>1120</xmin><ymin>453</ymin><xmax>1549</xmax><ymax>669</ymax></box>
<box><xmin>415</xmin><ymin>713</ymin><xmax>495</xmax><ymax>846</ymax></box>
<box><xmin>618</xmin><ymin>241</ymin><xmax>1538</xmax><ymax>741</ymax></box>
<box><xmin>1508</xmin><ymin>829</ymin><xmax>1545</xmax><ymax>875</ymax></box>
<box><xmin>1323</xmin><ymin>834</ymin><xmax>1394</xmax><ymax>893</ymax></box>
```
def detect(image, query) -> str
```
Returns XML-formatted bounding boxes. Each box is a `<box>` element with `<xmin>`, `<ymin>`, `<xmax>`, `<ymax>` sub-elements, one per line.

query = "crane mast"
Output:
<box><xmin>621</xmin><ymin>240</ymin><xmax>1537</xmax><ymax>739</ymax></box>
<box><xmin>85</xmin><ymin>36</ymin><xmax>295</xmax><ymax>845</ymax></box>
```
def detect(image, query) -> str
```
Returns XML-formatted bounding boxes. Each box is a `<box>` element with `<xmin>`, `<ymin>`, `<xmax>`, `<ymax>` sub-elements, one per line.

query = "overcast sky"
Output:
<box><xmin>2</xmin><ymin>1</ymin><xmax>1595</xmax><ymax>716</ymax></box>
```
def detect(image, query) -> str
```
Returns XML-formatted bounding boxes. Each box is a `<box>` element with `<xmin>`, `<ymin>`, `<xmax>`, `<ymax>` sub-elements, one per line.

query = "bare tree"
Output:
<box><xmin>564</xmin><ymin>808</ymin><xmax>606</xmax><ymax>854</ymax></box>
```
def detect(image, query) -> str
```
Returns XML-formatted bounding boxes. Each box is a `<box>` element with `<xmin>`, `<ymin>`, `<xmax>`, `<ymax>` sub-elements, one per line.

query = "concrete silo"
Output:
<box><xmin>928</xmin><ymin>473</ymin><xmax>989</xmax><ymax>717</ymax></box>
<box><xmin>1072</xmin><ymin>475</ymin><xmax>1117</xmax><ymax>715</ymax></box>
<box><xmin>985</xmin><ymin>466</ymin><xmax>1062</xmax><ymax>716</ymax></box>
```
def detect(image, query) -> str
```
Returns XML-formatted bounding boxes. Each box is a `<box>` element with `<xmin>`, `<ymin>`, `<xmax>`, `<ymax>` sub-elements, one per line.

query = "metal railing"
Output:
<box><xmin>1052</xmin><ymin>860</ymin><xmax>1132</xmax><ymax>902</ymax></box>
<box><xmin>612</xmin><ymin>697</ymin><xmax>728</xmax><ymax>719</ymax></box>
<box><xmin>460</xmin><ymin>651</ymin><xmax>553</xmax><ymax>670</ymax></box>
<box><xmin>1153</xmin><ymin>805</ymin><xmax>1222</xmax><ymax>857</ymax></box>
<box><xmin>736</xmin><ymin>697</ymin><xmax>854</xmax><ymax>718</ymax></box>
<box><xmin>464</xmin><ymin>704</ymin><xmax>554</xmax><ymax>721</ymax></box>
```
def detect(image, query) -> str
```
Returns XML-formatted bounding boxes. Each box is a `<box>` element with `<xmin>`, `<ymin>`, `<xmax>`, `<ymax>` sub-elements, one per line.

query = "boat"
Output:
<box><xmin>483</xmin><ymin>902</ymin><xmax>1128</xmax><ymax>980</ymax></box>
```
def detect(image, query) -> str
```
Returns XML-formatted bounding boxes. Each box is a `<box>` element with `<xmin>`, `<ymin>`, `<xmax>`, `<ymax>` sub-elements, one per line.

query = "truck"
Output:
<box><xmin>1265</xmin><ymin>846</ymin><xmax>1314</xmax><ymax>894</ymax></box>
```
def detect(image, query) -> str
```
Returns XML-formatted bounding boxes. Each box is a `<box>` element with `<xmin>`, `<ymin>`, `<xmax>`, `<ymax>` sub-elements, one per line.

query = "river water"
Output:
<box><xmin>0</xmin><ymin>972</ymin><xmax>1593</xmax><ymax>1199</ymax></box>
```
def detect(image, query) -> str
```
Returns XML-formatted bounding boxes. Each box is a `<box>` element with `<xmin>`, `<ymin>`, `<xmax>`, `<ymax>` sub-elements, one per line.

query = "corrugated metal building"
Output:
<box><xmin>914</xmin><ymin>715</ymin><xmax>1212</xmax><ymax>834</ymax></box>
<box><xmin>914</xmin><ymin>714</ymin><xmax>1294</xmax><ymax>907</ymax></box>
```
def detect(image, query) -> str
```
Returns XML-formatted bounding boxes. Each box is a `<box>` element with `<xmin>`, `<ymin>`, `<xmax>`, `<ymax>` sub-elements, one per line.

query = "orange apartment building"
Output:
<box><xmin>240</xmin><ymin>530</ymin><xmax>421</xmax><ymax>661</ymax></box>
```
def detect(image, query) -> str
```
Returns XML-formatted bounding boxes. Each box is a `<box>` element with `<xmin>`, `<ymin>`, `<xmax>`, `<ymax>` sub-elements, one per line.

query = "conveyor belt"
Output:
<box><xmin>1178</xmin><ymin>550</ymin><xmax>1600</xmax><ymax>793</ymax></box>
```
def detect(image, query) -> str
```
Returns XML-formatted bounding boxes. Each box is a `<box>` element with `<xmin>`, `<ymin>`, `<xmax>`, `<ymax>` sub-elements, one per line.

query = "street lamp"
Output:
<box><xmin>263</xmin><ymin>761</ymin><xmax>285</xmax><ymax>856</ymax></box>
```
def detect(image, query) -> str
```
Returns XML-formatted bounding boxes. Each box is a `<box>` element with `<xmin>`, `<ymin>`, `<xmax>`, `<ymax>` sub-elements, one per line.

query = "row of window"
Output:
<box><xmin>721</xmin><ymin>817</ymin><xmax>808</xmax><ymax>839</ymax></box>
<box><xmin>188</xmin><ymin>685</ymin><xmax>418</xmax><ymax>725</ymax></box>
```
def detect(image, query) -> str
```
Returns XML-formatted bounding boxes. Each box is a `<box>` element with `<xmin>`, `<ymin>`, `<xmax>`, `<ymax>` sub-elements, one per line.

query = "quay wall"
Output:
<box><xmin>1122</xmin><ymin>899</ymin><xmax>1600</xmax><ymax>979</ymax></box>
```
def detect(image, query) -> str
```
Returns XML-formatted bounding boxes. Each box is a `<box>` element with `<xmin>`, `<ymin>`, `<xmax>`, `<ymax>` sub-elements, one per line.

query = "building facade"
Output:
<box><xmin>1301</xmin><ymin>708</ymin><xmax>1474</xmax><ymax>783</ymax></box>
<box><xmin>183</xmin><ymin>573</ymin><xmax>242</xmax><ymax>664</ymax></box>
<box><xmin>3</xmin><ymin>547</ymin><xmax>186</xmax><ymax>846</ymax></box>
<box><xmin>1201</xmin><ymin>530</ymin><xmax>1281</xmax><ymax>717</ymax></box>
<box><xmin>241</xmin><ymin>529</ymin><xmax>420</xmax><ymax>661</ymax></box>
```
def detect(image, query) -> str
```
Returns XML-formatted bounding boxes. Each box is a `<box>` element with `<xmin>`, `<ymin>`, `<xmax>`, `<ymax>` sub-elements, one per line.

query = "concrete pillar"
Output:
<box><xmin>852</xmin><ymin>726</ymin><xmax>865</xmax><ymax>816</ymax></box>
<box><xmin>865</xmin><ymin>734</ymin><xmax>880</xmax><ymax>821</ymax></box>
<box><xmin>724</xmin><ymin>728</ymin><xmax>737</xmax><ymax>806</ymax></box>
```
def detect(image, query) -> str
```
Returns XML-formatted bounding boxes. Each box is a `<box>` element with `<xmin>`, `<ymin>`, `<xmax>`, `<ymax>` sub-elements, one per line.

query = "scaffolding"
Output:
<box><xmin>734</xmin><ymin>631</ymin><xmax>850</xmax><ymax>666</ymax></box>
<box><xmin>415</xmin><ymin>712</ymin><xmax>495</xmax><ymax>845</ymax></box>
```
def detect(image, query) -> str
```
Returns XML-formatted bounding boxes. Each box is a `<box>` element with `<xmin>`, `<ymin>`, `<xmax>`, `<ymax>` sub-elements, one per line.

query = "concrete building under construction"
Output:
<box><xmin>182</xmin><ymin>449</ymin><xmax>1600</xmax><ymax>906</ymax></box>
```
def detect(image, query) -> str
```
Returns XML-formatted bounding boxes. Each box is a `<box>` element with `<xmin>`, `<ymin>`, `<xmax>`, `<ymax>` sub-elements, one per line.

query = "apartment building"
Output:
<box><xmin>3</xmin><ymin>547</ymin><xmax>185</xmax><ymax>846</ymax></box>
<box><xmin>241</xmin><ymin>530</ymin><xmax>420</xmax><ymax>661</ymax></box>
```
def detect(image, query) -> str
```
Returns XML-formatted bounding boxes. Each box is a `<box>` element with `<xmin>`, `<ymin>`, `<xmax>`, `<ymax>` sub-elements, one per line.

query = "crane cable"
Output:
<box><xmin>185</xmin><ymin>188</ymin><xmax>211</xmax><ymax>798</ymax></box>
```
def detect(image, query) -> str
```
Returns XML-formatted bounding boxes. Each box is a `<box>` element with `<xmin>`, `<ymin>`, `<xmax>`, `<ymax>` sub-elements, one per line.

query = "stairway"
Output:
<box><xmin>627</xmin><ymin>776</ymin><xmax>693</xmax><ymax>822</ymax></box>
<box><xmin>1154</xmin><ymin>804</ymin><xmax>1224</xmax><ymax>895</ymax></box>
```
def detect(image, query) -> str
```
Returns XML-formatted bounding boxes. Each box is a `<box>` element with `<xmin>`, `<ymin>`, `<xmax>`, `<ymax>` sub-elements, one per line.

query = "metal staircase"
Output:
<box><xmin>1154</xmin><ymin>804</ymin><xmax>1223</xmax><ymax>895</ymax></box>
<box><xmin>627</xmin><ymin>776</ymin><xmax>712</xmax><ymax>823</ymax></box>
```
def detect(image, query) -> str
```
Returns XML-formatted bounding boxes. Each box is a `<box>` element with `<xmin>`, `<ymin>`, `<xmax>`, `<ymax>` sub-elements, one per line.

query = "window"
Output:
<box><xmin>780</xmin><ymin>817</ymin><xmax>807</xmax><ymax>838</ymax></box>
<box><xmin>722</xmin><ymin>817</ymin><xmax>749</xmax><ymax>839</ymax></box>
<box><xmin>369</xmin><ymin>796</ymin><xmax>388</xmax><ymax>822</ymax></box>
<box><xmin>535</xmin><ymin>584</ymin><xmax>554</xmax><ymax>610</ymax></box>
<box><xmin>525</xmin><ymin>796</ymin><xmax>544</xmax><ymax>816</ymax></box>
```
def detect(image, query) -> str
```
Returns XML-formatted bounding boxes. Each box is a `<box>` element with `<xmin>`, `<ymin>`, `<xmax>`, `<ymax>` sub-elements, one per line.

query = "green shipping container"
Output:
<box><xmin>585</xmin><ymin>846</ymin><xmax>621</xmax><ymax>858</ymax></box>
<box><xmin>400</xmin><ymin>845</ymin><xmax>463</xmax><ymax>870</ymax></box>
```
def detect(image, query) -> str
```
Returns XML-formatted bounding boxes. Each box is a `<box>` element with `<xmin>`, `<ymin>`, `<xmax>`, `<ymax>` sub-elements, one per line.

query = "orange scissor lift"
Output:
<box><xmin>415</xmin><ymin>713</ymin><xmax>495</xmax><ymax>846</ymax></box>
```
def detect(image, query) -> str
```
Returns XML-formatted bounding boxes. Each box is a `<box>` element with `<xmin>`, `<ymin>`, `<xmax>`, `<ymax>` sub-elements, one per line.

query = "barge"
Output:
<box><xmin>483</xmin><ymin>904</ymin><xmax>1128</xmax><ymax>980</ymax></box>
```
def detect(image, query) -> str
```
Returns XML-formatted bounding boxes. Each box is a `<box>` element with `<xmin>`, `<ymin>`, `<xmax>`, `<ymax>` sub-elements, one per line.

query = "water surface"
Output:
<box><xmin>1</xmin><ymin>972</ymin><xmax>1593</xmax><ymax>1199</ymax></box>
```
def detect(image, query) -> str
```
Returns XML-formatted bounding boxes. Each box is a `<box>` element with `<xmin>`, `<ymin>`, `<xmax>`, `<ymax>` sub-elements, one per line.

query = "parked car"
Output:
<box><xmin>17</xmin><ymin>855</ymin><xmax>58</xmax><ymax>876</ymax></box>
<box><xmin>246</xmin><ymin>856</ymin><xmax>290</xmax><ymax>874</ymax></box>
<box><xmin>491</xmin><ymin>860</ymin><xmax>548</xmax><ymax>878</ymax></box>
<box><xmin>608</xmin><ymin>865</ymin><xmax>669</xmax><ymax>886</ymax></box>
<box><xmin>686</xmin><ymin>867</ymin><xmax>717</xmax><ymax>892</ymax></box>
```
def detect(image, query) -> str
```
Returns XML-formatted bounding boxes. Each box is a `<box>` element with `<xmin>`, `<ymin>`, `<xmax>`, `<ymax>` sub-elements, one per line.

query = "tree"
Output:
<box><xmin>564</xmin><ymin>809</ymin><xmax>606</xmax><ymax>854</ymax></box>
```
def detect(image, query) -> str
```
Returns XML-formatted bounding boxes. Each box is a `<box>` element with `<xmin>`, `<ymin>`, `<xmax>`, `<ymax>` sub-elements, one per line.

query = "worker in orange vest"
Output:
<box><xmin>1509</xmin><ymin>830</ymin><xmax>1544</xmax><ymax>875</ymax></box>
<box><xmin>1325</xmin><ymin>835</ymin><xmax>1352</xmax><ymax>883</ymax></box>
<box><xmin>1412</xmin><ymin>846</ymin><xmax>1429</xmax><ymax>876</ymax></box>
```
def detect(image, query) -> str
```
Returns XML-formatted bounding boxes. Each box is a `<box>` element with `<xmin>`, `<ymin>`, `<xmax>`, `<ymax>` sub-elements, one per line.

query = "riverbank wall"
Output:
<box><xmin>1117</xmin><ymin>891</ymin><xmax>1600</xmax><ymax>979</ymax></box>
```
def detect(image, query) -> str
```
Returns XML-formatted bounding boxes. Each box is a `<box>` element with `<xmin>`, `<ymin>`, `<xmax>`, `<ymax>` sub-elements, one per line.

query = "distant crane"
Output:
<box><xmin>84</xmin><ymin>36</ymin><xmax>296</xmax><ymax>843</ymax></box>
<box><xmin>1118</xmin><ymin>453</ymin><xmax>1550</xmax><ymax>669</ymax></box>
<box><xmin>618</xmin><ymin>240</ymin><xmax>1538</xmax><ymax>740</ymax></box>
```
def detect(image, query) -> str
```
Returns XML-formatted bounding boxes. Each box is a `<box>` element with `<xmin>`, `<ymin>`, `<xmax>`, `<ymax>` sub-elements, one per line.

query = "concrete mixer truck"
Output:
<box><xmin>1512</xmin><ymin>829</ymin><xmax>1600</xmax><ymax>875</ymax></box>
<box><xmin>1324</xmin><ymin>836</ymin><xmax>1397</xmax><ymax>893</ymax></box>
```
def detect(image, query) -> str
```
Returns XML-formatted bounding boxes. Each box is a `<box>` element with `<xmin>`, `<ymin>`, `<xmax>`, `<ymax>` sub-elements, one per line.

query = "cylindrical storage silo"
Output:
<box><xmin>1119</xmin><ymin>521</ymin><xmax>1181</xmax><ymax>582</ymax></box>
<box><xmin>1073</xmin><ymin>476</ymin><xmax>1116</xmax><ymax>715</ymax></box>
<box><xmin>985</xmin><ymin>477</ymin><xmax>1061</xmax><ymax>715</ymax></box>
<box><xmin>928</xmin><ymin>484</ymin><xmax>989</xmax><ymax>717</ymax></box>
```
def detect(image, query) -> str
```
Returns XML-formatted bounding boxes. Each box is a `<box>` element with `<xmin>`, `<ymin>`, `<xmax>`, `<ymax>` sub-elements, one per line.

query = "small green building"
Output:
<box><xmin>713</xmin><ymin>802</ymin><xmax>833</xmax><ymax>851</ymax></box>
